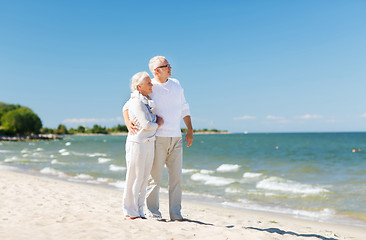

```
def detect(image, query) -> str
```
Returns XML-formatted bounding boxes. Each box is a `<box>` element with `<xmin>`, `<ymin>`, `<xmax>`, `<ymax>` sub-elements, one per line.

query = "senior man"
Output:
<box><xmin>123</xmin><ymin>56</ymin><xmax>193</xmax><ymax>221</ymax></box>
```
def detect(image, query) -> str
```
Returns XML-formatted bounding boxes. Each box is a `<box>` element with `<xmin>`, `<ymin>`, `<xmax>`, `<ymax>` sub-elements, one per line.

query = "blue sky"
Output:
<box><xmin>1</xmin><ymin>0</ymin><xmax>365</xmax><ymax>133</ymax></box>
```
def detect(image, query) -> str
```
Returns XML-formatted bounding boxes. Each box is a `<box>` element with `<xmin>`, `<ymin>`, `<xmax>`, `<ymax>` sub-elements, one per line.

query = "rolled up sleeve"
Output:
<box><xmin>181</xmin><ymin>89</ymin><xmax>190</xmax><ymax>118</ymax></box>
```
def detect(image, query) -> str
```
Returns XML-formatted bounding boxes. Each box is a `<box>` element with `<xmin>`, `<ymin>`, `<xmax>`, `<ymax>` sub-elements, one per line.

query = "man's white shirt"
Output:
<box><xmin>123</xmin><ymin>78</ymin><xmax>190</xmax><ymax>137</ymax></box>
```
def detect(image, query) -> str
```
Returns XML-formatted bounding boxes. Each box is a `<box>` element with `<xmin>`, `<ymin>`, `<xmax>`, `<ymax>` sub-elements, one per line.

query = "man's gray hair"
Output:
<box><xmin>149</xmin><ymin>56</ymin><xmax>166</xmax><ymax>75</ymax></box>
<box><xmin>130</xmin><ymin>71</ymin><xmax>150</xmax><ymax>92</ymax></box>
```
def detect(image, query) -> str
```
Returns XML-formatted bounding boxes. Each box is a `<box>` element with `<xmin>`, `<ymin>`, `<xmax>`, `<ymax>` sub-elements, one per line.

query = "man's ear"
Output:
<box><xmin>154</xmin><ymin>68</ymin><xmax>160</xmax><ymax>76</ymax></box>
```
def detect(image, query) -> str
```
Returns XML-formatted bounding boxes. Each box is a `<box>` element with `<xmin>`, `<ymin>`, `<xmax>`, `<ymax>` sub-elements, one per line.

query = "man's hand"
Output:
<box><xmin>183</xmin><ymin>115</ymin><xmax>194</xmax><ymax>147</ymax></box>
<box><xmin>185</xmin><ymin>129</ymin><xmax>193</xmax><ymax>147</ymax></box>
<box><xmin>127</xmin><ymin>121</ymin><xmax>139</xmax><ymax>135</ymax></box>
<box><xmin>123</xmin><ymin>109</ymin><xmax>139</xmax><ymax>135</ymax></box>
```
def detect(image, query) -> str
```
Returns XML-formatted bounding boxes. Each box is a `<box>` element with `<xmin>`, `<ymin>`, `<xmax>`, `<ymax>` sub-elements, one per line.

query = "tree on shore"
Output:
<box><xmin>0</xmin><ymin>102</ymin><xmax>21</xmax><ymax>120</ymax></box>
<box><xmin>1</xmin><ymin>107</ymin><xmax>42</xmax><ymax>135</ymax></box>
<box><xmin>77</xmin><ymin>126</ymin><xmax>86</xmax><ymax>133</ymax></box>
<box><xmin>56</xmin><ymin>124</ymin><xmax>69</xmax><ymax>135</ymax></box>
<box><xmin>91</xmin><ymin>124</ymin><xmax>107</xmax><ymax>134</ymax></box>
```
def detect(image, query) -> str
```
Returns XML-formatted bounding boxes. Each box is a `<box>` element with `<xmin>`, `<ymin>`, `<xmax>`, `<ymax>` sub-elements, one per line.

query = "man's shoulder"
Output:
<box><xmin>169</xmin><ymin>78</ymin><xmax>181</xmax><ymax>85</ymax></box>
<box><xmin>168</xmin><ymin>78</ymin><xmax>184</xmax><ymax>91</ymax></box>
<box><xmin>152</xmin><ymin>78</ymin><xmax>181</xmax><ymax>85</ymax></box>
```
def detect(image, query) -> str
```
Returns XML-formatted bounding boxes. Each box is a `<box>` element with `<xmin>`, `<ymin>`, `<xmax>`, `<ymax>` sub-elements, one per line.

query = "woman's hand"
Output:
<box><xmin>156</xmin><ymin>116</ymin><xmax>164</xmax><ymax>128</ymax></box>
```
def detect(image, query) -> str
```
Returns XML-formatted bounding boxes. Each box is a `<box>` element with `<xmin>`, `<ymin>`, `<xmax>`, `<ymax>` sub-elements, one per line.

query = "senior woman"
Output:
<box><xmin>123</xmin><ymin>72</ymin><xmax>164</xmax><ymax>220</ymax></box>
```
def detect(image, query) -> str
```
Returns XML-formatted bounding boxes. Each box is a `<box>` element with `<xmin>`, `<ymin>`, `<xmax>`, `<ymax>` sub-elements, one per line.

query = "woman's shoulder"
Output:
<box><xmin>129</xmin><ymin>97</ymin><xmax>143</xmax><ymax>105</ymax></box>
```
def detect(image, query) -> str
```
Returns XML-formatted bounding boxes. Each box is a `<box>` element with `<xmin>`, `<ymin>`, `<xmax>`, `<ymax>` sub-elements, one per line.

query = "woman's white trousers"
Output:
<box><xmin>123</xmin><ymin>140</ymin><xmax>154</xmax><ymax>218</ymax></box>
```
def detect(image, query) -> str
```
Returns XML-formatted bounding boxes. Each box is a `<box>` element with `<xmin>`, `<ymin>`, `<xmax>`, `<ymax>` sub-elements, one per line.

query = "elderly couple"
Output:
<box><xmin>122</xmin><ymin>56</ymin><xmax>193</xmax><ymax>221</ymax></box>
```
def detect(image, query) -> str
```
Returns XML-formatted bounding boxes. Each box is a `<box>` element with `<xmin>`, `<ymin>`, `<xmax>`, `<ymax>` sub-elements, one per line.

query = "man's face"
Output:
<box><xmin>156</xmin><ymin>59</ymin><xmax>172</xmax><ymax>79</ymax></box>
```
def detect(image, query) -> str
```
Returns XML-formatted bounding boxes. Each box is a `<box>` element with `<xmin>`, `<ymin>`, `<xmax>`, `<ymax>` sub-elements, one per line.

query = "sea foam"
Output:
<box><xmin>200</xmin><ymin>169</ymin><xmax>215</xmax><ymax>174</ymax></box>
<box><xmin>256</xmin><ymin>176</ymin><xmax>329</xmax><ymax>195</ymax></box>
<box><xmin>191</xmin><ymin>173</ymin><xmax>236</xmax><ymax>186</ymax></box>
<box><xmin>4</xmin><ymin>156</ymin><xmax>18</xmax><ymax>162</ymax></box>
<box><xmin>98</xmin><ymin>157</ymin><xmax>112</xmax><ymax>164</ymax></box>
<box><xmin>243</xmin><ymin>172</ymin><xmax>263</xmax><ymax>178</ymax></box>
<box><xmin>0</xmin><ymin>150</ymin><xmax>13</xmax><ymax>153</ymax></box>
<box><xmin>74</xmin><ymin>174</ymin><xmax>94</xmax><ymax>180</ymax></box>
<box><xmin>216</xmin><ymin>164</ymin><xmax>240</xmax><ymax>172</ymax></box>
<box><xmin>109</xmin><ymin>181</ymin><xmax>126</xmax><ymax>189</ymax></box>
<box><xmin>182</xmin><ymin>168</ymin><xmax>199</xmax><ymax>174</ymax></box>
<box><xmin>40</xmin><ymin>167</ymin><xmax>67</xmax><ymax>177</ymax></box>
<box><xmin>109</xmin><ymin>164</ymin><xmax>126</xmax><ymax>172</ymax></box>
<box><xmin>87</xmin><ymin>153</ymin><xmax>107</xmax><ymax>157</ymax></box>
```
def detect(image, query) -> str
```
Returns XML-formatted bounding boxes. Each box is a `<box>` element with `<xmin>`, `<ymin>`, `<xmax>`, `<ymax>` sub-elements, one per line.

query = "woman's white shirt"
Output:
<box><xmin>126</xmin><ymin>91</ymin><xmax>158</xmax><ymax>143</ymax></box>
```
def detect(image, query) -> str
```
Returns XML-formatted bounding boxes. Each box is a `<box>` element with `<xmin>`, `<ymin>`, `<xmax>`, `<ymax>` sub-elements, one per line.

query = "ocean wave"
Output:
<box><xmin>58</xmin><ymin>149</ymin><xmax>70</xmax><ymax>156</ymax></box>
<box><xmin>243</xmin><ymin>172</ymin><xmax>263</xmax><ymax>178</ymax></box>
<box><xmin>4</xmin><ymin>156</ymin><xmax>19</xmax><ymax>162</ymax></box>
<box><xmin>256</xmin><ymin>176</ymin><xmax>329</xmax><ymax>195</ymax></box>
<box><xmin>87</xmin><ymin>153</ymin><xmax>107</xmax><ymax>157</ymax></box>
<box><xmin>30</xmin><ymin>159</ymin><xmax>48</xmax><ymax>162</ymax></box>
<box><xmin>0</xmin><ymin>150</ymin><xmax>13</xmax><ymax>153</ymax></box>
<box><xmin>74</xmin><ymin>174</ymin><xmax>94</xmax><ymax>180</ymax></box>
<box><xmin>292</xmin><ymin>208</ymin><xmax>335</xmax><ymax>220</ymax></box>
<box><xmin>40</xmin><ymin>167</ymin><xmax>67</xmax><ymax>177</ymax></box>
<box><xmin>200</xmin><ymin>169</ymin><xmax>215</xmax><ymax>174</ymax></box>
<box><xmin>97</xmin><ymin>177</ymin><xmax>109</xmax><ymax>183</ymax></box>
<box><xmin>51</xmin><ymin>159</ymin><xmax>65</xmax><ymax>165</ymax></box>
<box><xmin>225</xmin><ymin>187</ymin><xmax>241</xmax><ymax>193</ymax></box>
<box><xmin>109</xmin><ymin>181</ymin><xmax>126</xmax><ymax>189</ymax></box>
<box><xmin>222</xmin><ymin>200</ymin><xmax>335</xmax><ymax>222</ymax></box>
<box><xmin>182</xmin><ymin>168</ymin><xmax>199</xmax><ymax>174</ymax></box>
<box><xmin>191</xmin><ymin>173</ymin><xmax>236</xmax><ymax>186</ymax></box>
<box><xmin>216</xmin><ymin>164</ymin><xmax>240</xmax><ymax>172</ymax></box>
<box><xmin>36</xmin><ymin>148</ymin><xmax>44</xmax><ymax>152</ymax></box>
<box><xmin>98</xmin><ymin>157</ymin><xmax>112</xmax><ymax>164</ymax></box>
<box><xmin>65</xmin><ymin>142</ymin><xmax>72</xmax><ymax>146</ymax></box>
<box><xmin>109</xmin><ymin>164</ymin><xmax>126</xmax><ymax>172</ymax></box>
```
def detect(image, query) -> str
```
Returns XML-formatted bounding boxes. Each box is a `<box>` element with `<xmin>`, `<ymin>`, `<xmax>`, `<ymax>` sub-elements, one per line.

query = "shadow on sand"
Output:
<box><xmin>180</xmin><ymin>219</ymin><xmax>235</xmax><ymax>229</ymax></box>
<box><xmin>246</xmin><ymin>227</ymin><xmax>338</xmax><ymax>240</ymax></box>
<box><xmin>181</xmin><ymin>218</ymin><xmax>214</xmax><ymax>226</ymax></box>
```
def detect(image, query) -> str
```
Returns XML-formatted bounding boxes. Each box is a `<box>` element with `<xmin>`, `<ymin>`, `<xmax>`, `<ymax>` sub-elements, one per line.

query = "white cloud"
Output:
<box><xmin>233</xmin><ymin>115</ymin><xmax>256</xmax><ymax>120</ymax></box>
<box><xmin>266</xmin><ymin>115</ymin><xmax>285</xmax><ymax>120</ymax></box>
<box><xmin>361</xmin><ymin>113</ymin><xmax>366</xmax><ymax>118</ymax></box>
<box><xmin>62</xmin><ymin>117</ymin><xmax>123</xmax><ymax>124</ymax></box>
<box><xmin>296</xmin><ymin>114</ymin><xmax>322</xmax><ymax>120</ymax></box>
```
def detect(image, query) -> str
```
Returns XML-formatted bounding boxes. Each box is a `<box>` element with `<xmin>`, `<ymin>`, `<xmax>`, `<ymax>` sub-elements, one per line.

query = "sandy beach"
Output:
<box><xmin>1</xmin><ymin>168</ymin><xmax>365</xmax><ymax>240</ymax></box>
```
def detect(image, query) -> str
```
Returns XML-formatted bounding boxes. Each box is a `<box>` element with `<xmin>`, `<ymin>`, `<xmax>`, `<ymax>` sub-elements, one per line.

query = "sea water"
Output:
<box><xmin>1</xmin><ymin>133</ymin><xmax>365</xmax><ymax>227</ymax></box>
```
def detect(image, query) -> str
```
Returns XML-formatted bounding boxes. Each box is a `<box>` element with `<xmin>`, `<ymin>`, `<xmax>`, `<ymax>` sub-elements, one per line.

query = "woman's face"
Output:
<box><xmin>138</xmin><ymin>76</ymin><xmax>153</xmax><ymax>96</ymax></box>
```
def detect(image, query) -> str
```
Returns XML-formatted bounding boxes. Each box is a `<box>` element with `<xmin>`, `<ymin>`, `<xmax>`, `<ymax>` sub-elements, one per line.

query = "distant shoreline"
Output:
<box><xmin>0</xmin><ymin>134</ymin><xmax>63</xmax><ymax>141</ymax></box>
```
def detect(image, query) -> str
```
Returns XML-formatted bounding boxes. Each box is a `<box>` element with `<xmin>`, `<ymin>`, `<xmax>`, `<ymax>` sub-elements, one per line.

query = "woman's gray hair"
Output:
<box><xmin>149</xmin><ymin>56</ymin><xmax>166</xmax><ymax>76</ymax></box>
<box><xmin>130</xmin><ymin>71</ymin><xmax>150</xmax><ymax>92</ymax></box>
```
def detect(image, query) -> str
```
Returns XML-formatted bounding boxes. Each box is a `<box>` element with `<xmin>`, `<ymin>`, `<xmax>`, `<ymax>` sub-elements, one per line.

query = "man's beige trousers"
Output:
<box><xmin>146</xmin><ymin>136</ymin><xmax>183</xmax><ymax>220</ymax></box>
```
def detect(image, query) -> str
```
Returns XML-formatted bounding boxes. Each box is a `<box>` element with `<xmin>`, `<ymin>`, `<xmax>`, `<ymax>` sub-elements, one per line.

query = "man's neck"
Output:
<box><xmin>155</xmin><ymin>76</ymin><xmax>169</xmax><ymax>83</ymax></box>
